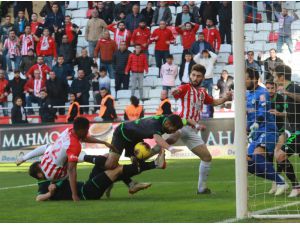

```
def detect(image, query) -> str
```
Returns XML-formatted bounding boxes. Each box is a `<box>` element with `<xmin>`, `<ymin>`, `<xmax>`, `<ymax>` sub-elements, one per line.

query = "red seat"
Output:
<box><xmin>269</xmin><ymin>32</ymin><xmax>279</xmax><ymax>43</ymax></box>
<box><xmin>228</xmin><ymin>54</ymin><xmax>233</xmax><ymax>65</ymax></box>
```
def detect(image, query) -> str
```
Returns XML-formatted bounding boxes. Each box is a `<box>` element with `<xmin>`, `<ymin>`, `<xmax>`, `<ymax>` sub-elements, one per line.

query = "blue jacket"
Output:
<box><xmin>189</xmin><ymin>40</ymin><xmax>214</xmax><ymax>55</ymax></box>
<box><xmin>52</xmin><ymin>63</ymin><xmax>74</xmax><ymax>81</ymax></box>
<box><xmin>246</xmin><ymin>85</ymin><xmax>277</xmax><ymax>139</ymax></box>
<box><xmin>125</xmin><ymin>13</ymin><xmax>144</xmax><ymax>33</ymax></box>
<box><xmin>44</xmin><ymin>12</ymin><xmax>64</xmax><ymax>32</ymax></box>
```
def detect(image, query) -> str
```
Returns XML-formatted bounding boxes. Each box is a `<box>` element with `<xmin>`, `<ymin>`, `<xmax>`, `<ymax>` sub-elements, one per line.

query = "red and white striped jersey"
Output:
<box><xmin>40</xmin><ymin>128</ymin><xmax>81</xmax><ymax>181</ymax></box>
<box><xmin>173</xmin><ymin>84</ymin><xmax>214</xmax><ymax>122</ymax></box>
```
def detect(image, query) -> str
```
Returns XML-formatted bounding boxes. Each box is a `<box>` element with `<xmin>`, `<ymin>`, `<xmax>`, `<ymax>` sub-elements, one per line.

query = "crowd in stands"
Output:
<box><xmin>0</xmin><ymin>1</ymin><xmax>298</xmax><ymax>124</ymax></box>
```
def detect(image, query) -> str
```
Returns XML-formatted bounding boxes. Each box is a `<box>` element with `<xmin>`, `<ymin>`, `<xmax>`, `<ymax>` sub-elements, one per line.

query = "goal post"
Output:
<box><xmin>232</xmin><ymin>1</ymin><xmax>248</xmax><ymax>220</ymax></box>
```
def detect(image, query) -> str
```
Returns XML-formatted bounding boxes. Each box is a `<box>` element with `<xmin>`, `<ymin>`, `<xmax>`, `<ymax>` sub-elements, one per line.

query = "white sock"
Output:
<box><xmin>198</xmin><ymin>161</ymin><xmax>211</xmax><ymax>192</ymax></box>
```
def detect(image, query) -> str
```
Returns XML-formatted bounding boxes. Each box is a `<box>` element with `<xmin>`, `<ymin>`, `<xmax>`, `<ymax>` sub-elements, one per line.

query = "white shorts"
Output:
<box><xmin>179</xmin><ymin>126</ymin><xmax>205</xmax><ymax>150</ymax></box>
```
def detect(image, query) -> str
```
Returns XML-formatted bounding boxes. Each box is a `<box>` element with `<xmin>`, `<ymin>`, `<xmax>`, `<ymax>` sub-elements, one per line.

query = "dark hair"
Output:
<box><xmin>100</xmin><ymin>66</ymin><xmax>107</xmax><ymax>72</ymax></box>
<box><xmin>246</xmin><ymin>68</ymin><xmax>260</xmax><ymax>81</ymax></box>
<box><xmin>18</xmin><ymin>10</ymin><xmax>25</xmax><ymax>13</ymax></box>
<box><xmin>130</xmin><ymin>96</ymin><xmax>140</xmax><ymax>107</ymax></box>
<box><xmin>52</xmin><ymin>2</ymin><xmax>59</xmax><ymax>7</ymax></box>
<box><xmin>247</xmin><ymin>50</ymin><xmax>254</xmax><ymax>55</ymax></box>
<box><xmin>265</xmin><ymin>79</ymin><xmax>275</xmax><ymax>86</ymax></box>
<box><xmin>14</xmin><ymin>69</ymin><xmax>20</xmax><ymax>73</ymax></box>
<box><xmin>184</xmin><ymin>51</ymin><xmax>193</xmax><ymax>57</ymax></box>
<box><xmin>25</xmin><ymin>25</ymin><xmax>31</xmax><ymax>29</ymax></box>
<box><xmin>32</xmin><ymin>12</ymin><xmax>37</xmax><ymax>16</ymax></box>
<box><xmin>73</xmin><ymin>117</ymin><xmax>90</xmax><ymax>131</ymax></box>
<box><xmin>43</xmin><ymin>27</ymin><xmax>49</xmax><ymax>32</ymax></box>
<box><xmin>166</xmin><ymin>54</ymin><xmax>173</xmax><ymax>59</ymax></box>
<box><xmin>91</xmin><ymin>63</ymin><xmax>98</xmax><ymax>68</ymax></box>
<box><xmin>167</xmin><ymin>114</ymin><xmax>184</xmax><ymax>130</ymax></box>
<box><xmin>182</xmin><ymin>4</ymin><xmax>189</xmax><ymax>9</ymax></box>
<box><xmin>199</xmin><ymin>32</ymin><xmax>204</xmax><ymax>36</ymax></box>
<box><xmin>118</xmin><ymin>21</ymin><xmax>125</xmax><ymax>26</ymax></box>
<box><xmin>65</xmin><ymin>15</ymin><xmax>71</xmax><ymax>19</ymax></box>
<box><xmin>28</xmin><ymin>48</ymin><xmax>34</xmax><ymax>52</ymax></box>
<box><xmin>58</xmin><ymin>55</ymin><xmax>64</xmax><ymax>58</ymax></box>
<box><xmin>191</xmin><ymin>64</ymin><xmax>206</xmax><ymax>76</ymax></box>
<box><xmin>269</xmin><ymin>48</ymin><xmax>276</xmax><ymax>52</ymax></box>
<box><xmin>14</xmin><ymin>96</ymin><xmax>23</xmax><ymax>103</ymax></box>
<box><xmin>6</xmin><ymin>15</ymin><xmax>11</xmax><ymax>18</ymax></box>
<box><xmin>29</xmin><ymin>161</ymin><xmax>42</xmax><ymax>179</ymax></box>
<box><xmin>100</xmin><ymin>87</ymin><xmax>108</xmax><ymax>92</ymax></box>
<box><xmin>274</xmin><ymin>64</ymin><xmax>292</xmax><ymax>81</ymax></box>
<box><xmin>40</xmin><ymin>89</ymin><xmax>47</xmax><ymax>93</ymax></box>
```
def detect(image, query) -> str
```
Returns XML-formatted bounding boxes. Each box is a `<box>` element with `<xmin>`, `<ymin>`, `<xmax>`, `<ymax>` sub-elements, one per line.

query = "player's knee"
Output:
<box><xmin>105</xmin><ymin>160</ymin><xmax>118</xmax><ymax>170</ymax></box>
<box><xmin>201</xmin><ymin>154</ymin><xmax>212</xmax><ymax>162</ymax></box>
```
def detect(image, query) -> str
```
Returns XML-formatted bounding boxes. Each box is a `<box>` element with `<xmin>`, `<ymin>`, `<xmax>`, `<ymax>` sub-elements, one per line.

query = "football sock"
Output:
<box><xmin>198</xmin><ymin>161</ymin><xmax>211</xmax><ymax>192</ymax></box>
<box><xmin>140</xmin><ymin>161</ymin><xmax>156</xmax><ymax>171</ymax></box>
<box><xmin>84</xmin><ymin>155</ymin><xmax>107</xmax><ymax>168</ymax></box>
<box><xmin>250</xmin><ymin>154</ymin><xmax>284</xmax><ymax>185</ymax></box>
<box><xmin>277</xmin><ymin>159</ymin><xmax>299</xmax><ymax>187</ymax></box>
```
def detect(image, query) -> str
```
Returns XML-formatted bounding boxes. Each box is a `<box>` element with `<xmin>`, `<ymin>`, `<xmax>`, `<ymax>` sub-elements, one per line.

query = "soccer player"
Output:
<box><xmin>245</xmin><ymin>68</ymin><xmax>287</xmax><ymax>195</ymax></box>
<box><xmin>18</xmin><ymin>117</ymin><xmax>116</xmax><ymax>201</ymax></box>
<box><xmin>272</xmin><ymin>64</ymin><xmax>300</xmax><ymax>197</ymax></box>
<box><xmin>162</xmin><ymin>64</ymin><xmax>232</xmax><ymax>194</ymax></box>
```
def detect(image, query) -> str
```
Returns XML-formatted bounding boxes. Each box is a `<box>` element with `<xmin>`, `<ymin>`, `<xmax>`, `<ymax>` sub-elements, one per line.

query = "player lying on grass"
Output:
<box><xmin>29</xmin><ymin>154</ymin><xmax>150</xmax><ymax>201</ymax></box>
<box><xmin>16</xmin><ymin>117</ymin><xmax>118</xmax><ymax>201</ymax></box>
<box><xmin>245</xmin><ymin>68</ymin><xmax>287</xmax><ymax>195</ymax></box>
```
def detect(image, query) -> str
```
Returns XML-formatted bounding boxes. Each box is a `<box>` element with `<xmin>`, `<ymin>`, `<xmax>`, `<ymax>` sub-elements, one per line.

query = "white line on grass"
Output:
<box><xmin>0</xmin><ymin>183</ymin><xmax>35</xmax><ymax>190</ymax></box>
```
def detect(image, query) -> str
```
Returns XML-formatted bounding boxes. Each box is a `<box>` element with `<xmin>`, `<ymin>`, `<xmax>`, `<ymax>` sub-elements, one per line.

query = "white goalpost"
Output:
<box><xmin>233</xmin><ymin>1</ymin><xmax>300</xmax><ymax>220</ymax></box>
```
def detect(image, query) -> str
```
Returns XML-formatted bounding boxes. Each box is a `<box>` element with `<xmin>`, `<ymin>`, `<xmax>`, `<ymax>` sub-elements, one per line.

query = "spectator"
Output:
<box><xmin>91</xmin><ymin>64</ymin><xmax>100</xmax><ymax>113</ymax></box>
<box><xmin>216</xmin><ymin>70</ymin><xmax>234</xmax><ymax>99</ymax></box>
<box><xmin>107</xmin><ymin>21</ymin><xmax>132</xmax><ymax>48</ymax></box>
<box><xmin>125</xmin><ymin>4</ymin><xmax>144</xmax><ymax>33</ymax></box>
<box><xmin>30</xmin><ymin>13</ymin><xmax>42</xmax><ymax>36</ymax></box>
<box><xmin>188</xmin><ymin>1</ymin><xmax>200</xmax><ymax>24</ymax></box>
<box><xmin>152</xmin><ymin>1</ymin><xmax>172</xmax><ymax>26</ymax></box>
<box><xmin>19</xmin><ymin>25</ymin><xmax>38</xmax><ymax>57</ymax></box>
<box><xmin>70</xmin><ymin>69</ymin><xmax>90</xmax><ymax>114</ymax></box>
<box><xmin>94</xmin><ymin>31</ymin><xmax>117</xmax><ymax>79</ymax></box>
<box><xmin>26</xmin><ymin>56</ymin><xmax>51</xmax><ymax>80</ymax></box>
<box><xmin>124</xmin><ymin>95</ymin><xmax>144</xmax><ymax>121</ymax></box>
<box><xmin>7</xmin><ymin>70</ymin><xmax>26</xmax><ymax>103</ymax></box>
<box><xmin>141</xmin><ymin>2</ymin><xmax>154</xmax><ymax>27</ymax></box>
<box><xmin>244</xmin><ymin>1</ymin><xmax>257</xmax><ymax>23</ymax></box>
<box><xmin>218</xmin><ymin>1</ymin><xmax>232</xmax><ymax>44</ymax></box>
<box><xmin>24</xmin><ymin>69</ymin><xmax>46</xmax><ymax>115</ymax></box>
<box><xmin>190</xmin><ymin>32</ymin><xmax>214</xmax><ymax>55</ymax></box>
<box><xmin>104</xmin><ymin>1</ymin><xmax>115</xmax><ymax>21</ymax></box>
<box><xmin>199</xmin><ymin>1</ymin><xmax>219</xmax><ymax>28</ymax></box>
<box><xmin>46</xmin><ymin>71</ymin><xmax>68</xmax><ymax>115</ymax></box>
<box><xmin>39</xmin><ymin>90</ymin><xmax>57</xmax><ymax>123</ymax></box>
<box><xmin>112</xmin><ymin>41</ymin><xmax>131</xmax><ymax>95</ymax></box>
<box><xmin>114</xmin><ymin>1</ymin><xmax>132</xmax><ymax>19</ymax></box>
<box><xmin>179</xmin><ymin>51</ymin><xmax>196</xmax><ymax>84</ymax></box>
<box><xmin>193</xmin><ymin>50</ymin><xmax>218</xmax><ymax>96</ymax></box>
<box><xmin>3</xmin><ymin>30</ymin><xmax>22</xmax><ymax>72</ymax></box>
<box><xmin>55</xmin><ymin>15</ymin><xmax>81</xmax><ymax>51</ymax></box>
<box><xmin>40</xmin><ymin>2</ymin><xmax>58</xmax><ymax>18</ymax></box>
<box><xmin>114</xmin><ymin>11</ymin><xmax>126</xmax><ymax>23</ymax></box>
<box><xmin>264</xmin><ymin>2</ymin><xmax>273</xmax><ymax>23</ymax></box>
<box><xmin>58</xmin><ymin>35</ymin><xmax>75</xmax><ymax>65</ymax></box>
<box><xmin>13</xmin><ymin>10</ymin><xmax>29</xmax><ymax>36</ymax></box>
<box><xmin>98</xmin><ymin>66</ymin><xmax>111</xmax><ymax>92</ymax></box>
<box><xmin>44</xmin><ymin>3</ymin><xmax>64</xmax><ymax>33</ymax></box>
<box><xmin>96</xmin><ymin>87</ymin><xmax>117</xmax><ymax>121</ymax></box>
<box><xmin>125</xmin><ymin>45</ymin><xmax>148</xmax><ymax>99</ymax></box>
<box><xmin>175</xmin><ymin>22</ymin><xmax>200</xmax><ymax>59</ymax></box>
<box><xmin>262</xmin><ymin>48</ymin><xmax>284</xmax><ymax>80</ymax></box>
<box><xmin>0</xmin><ymin>69</ymin><xmax>9</xmax><ymax>116</ymax></box>
<box><xmin>74</xmin><ymin>48</ymin><xmax>94</xmax><ymax>79</ymax></box>
<box><xmin>160</xmin><ymin>54</ymin><xmax>178</xmax><ymax>95</ymax></box>
<box><xmin>36</xmin><ymin>28</ymin><xmax>57</xmax><ymax>69</ymax></box>
<box><xmin>85</xmin><ymin>10</ymin><xmax>107</xmax><ymax>57</ymax></box>
<box><xmin>20</xmin><ymin>48</ymin><xmax>36</xmax><ymax>75</ymax></box>
<box><xmin>66</xmin><ymin>93</ymin><xmax>80</xmax><ymax>123</ymax></box>
<box><xmin>0</xmin><ymin>15</ymin><xmax>14</xmax><ymax>43</ymax></box>
<box><xmin>150</xmin><ymin>20</ymin><xmax>175</xmax><ymax>69</ymax></box>
<box><xmin>97</xmin><ymin>1</ymin><xmax>113</xmax><ymax>25</ymax></box>
<box><xmin>275</xmin><ymin>8</ymin><xmax>299</xmax><ymax>53</ymax></box>
<box><xmin>156</xmin><ymin>90</ymin><xmax>172</xmax><ymax>115</ymax></box>
<box><xmin>86</xmin><ymin>1</ymin><xmax>98</xmax><ymax>18</ymax></box>
<box><xmin>11</xmin><ymin>97</ymin><xmax>28</xmax><ymax>124</ymax></box>
<box><xmin>175</xmin><ymin>4</ymin><xmax>195</xmax><ymax>27</ymax></box>
<box><xmin>245</xmin><ymin>51</ymin><xmax>262</xmax><ymax>74</ymax></box>
<box><xmin>130</xmin><ymin>19</ymin><xmax>151</xmax><ymax>55</ymax></box>
<box><xmin>13</xmin><ymin>2</ymin><xmax>33</xmax><ymax>20</ymax></box>
<box><xmin>202</xmin><ymin>19</ymin><xmax>221</xmax><ymax>53</ymax></box>
<box><xmin>52</xmin><ymin>55</ymin><xmax>74</xmax><ymax>82</ymax></box>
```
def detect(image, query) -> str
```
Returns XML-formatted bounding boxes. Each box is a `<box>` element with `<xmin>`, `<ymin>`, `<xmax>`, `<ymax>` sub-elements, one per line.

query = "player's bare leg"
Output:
<box><xmin>190</xmin><ymin>144</ymin><xmax>212</xmax><ymax>194</ymax></box>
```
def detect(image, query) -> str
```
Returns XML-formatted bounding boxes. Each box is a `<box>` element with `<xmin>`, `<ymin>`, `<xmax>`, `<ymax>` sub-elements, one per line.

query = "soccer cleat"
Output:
<box><xmin>128</xmin><ymin>182</ymin><xmax>152</xmax><ymax>194</ymax></box>
<box><xmin>155</xmin><ymin>150</ymin><xmax>166</xmax><ymax>169</ymax></box>
<box><xmin>197</xmin><ymin>188</ymin><xmax>211</xmax><ymax>195</ymax></box>
<box><xmin>268</xmin><ymin>182</ymin><xmax>277</xmax><ymax>194</ymax></box>
<box><xmin>288</xmin><ymin>188</ymin><xmax>300</xmax><ymax>198</ymax></box>
<box><xmin>274</xmin><ymin>183</ymin><xmax>289</xmax><ymax>196</ymax></box>
<box><xmin>15</xmin><ymin>157</ymin><xmax>25</xmax><ymax>166</ymax></box>
<box><xmin>105</xmin><ymin>184</ymin><xmax>114</xmax><ymax>198</ymax></box>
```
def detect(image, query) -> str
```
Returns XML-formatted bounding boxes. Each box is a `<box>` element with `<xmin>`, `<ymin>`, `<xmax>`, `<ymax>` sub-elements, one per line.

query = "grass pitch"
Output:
<box><xmin>0</xmin><ymin>158</ymin><xmax>299</xmax><ymax>223</ymax></box>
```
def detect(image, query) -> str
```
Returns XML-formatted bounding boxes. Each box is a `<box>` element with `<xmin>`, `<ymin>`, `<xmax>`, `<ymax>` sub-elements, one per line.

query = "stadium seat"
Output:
<box><xmin>244</xmin><ymin>23</ymin><xmax>257</xmax><ymax>32</ymax></box>
<box><xmin>176</xmin><ymin>6</ymin><xmax>182</xmax><ymax>14</ymax></box>
<box><xmin>257</xmin><ymin>23</ymin><xmax>272</xmax><ymax>32</ymax></box>
<box><xmin>264</xmin><ymin>42</ymin><xmax>277</xmax><ymax>51</ymax></box>
<box><xmin>71</xmin><ymin>9</ymin><xmax>88</xmax><ymax>18</ymax></box>
<box><xmin>117</xmin><ymin>90</ymin><xmax>131</xmax><ymax>99</ymax></box>
<box><xmin>170</xmin><ymin>6</ymin><xmax>176</xmax><ymax>15</ymax></box>
<box><xmin>257</xmin><ymin>2</ymin><xmax>264</xmax><ymax>12</ymax></box>
<box><xmin>284</xmin><ymin>1</ymin><xmax>296</xmax><ymax>10</ymax></box>
<box><xmin>149</xmin><ymin>89</ymin><xmax>161</xmax><ymax>98</ymax></box>
<box><xmin>143</xmin><ymin>76</ymin><xmax>155</xmax><ymax>87</ymax></box>
<box><xmin>143</xmin><ymin>99</ymin><xmax>161</xmax><ymax>106</ymax></box>
<box><xmin>295</xmin><ymin>41</ymin><xmax>300</xmax><ymax>52</ymax></box>
<box><xmin>253</xmin><ymin>32</ymin><xmax>269</xmax><ymax>41</ymax></box>
<box><xmin>296</xmin><ymin>2</ymin><xmax>300</xmax><ymax>10</ymax></box>
<box><xmin>128</xmin><ymin>46</ymin><xmax>135</xmax><ymax>52</ymax></box>
<box><xmin>219</xmin><ymin>44</ymin><xmax>232</xmax><ymax>53</ymax></box>
<box><xmin>173</xmin><ymin>54</ymin><xmax>182</xmax><ymax>65</ymax></box>
<box><xmin>65</xmin><ymin>10</ymin><xmax>72</xmax><ymax>17</ymax></box>
<box><xmin>147</xmin><ymin>67</ymin><xmax>159</xmax><ymax>77</ymax></box>
<box><xmin>67</xmin><ymin>1</ymin><xmax>78</xmax><ymax>9</ymax></box>
<box><xmin>214</xmin><ymin>65</ymin><xmax>224</xmax><ymax>75</ymax></box>
<box><xmin>176</xmin><ymin>35</ymin><xmax>182</xmax><ymax>44</ymax></box>
<box><xmin>244</xmin><ymin>31</ymin><xmax>254</xmax><ymax>42</ymax></box>
<box><xmin>170</xmin><ymin>45</ymin><xmax>183</xmax><ymax>54</ymax></box>
<box><xmin>110</xmin><ymin>79</ymin><xmax>115</xmax><ymax>88</ymax></box>
<box><xmin>134</xmin><ymin>87</ymin><xmax>150</xmax><ymax>99</ymax></box>
<box><xmin>217</xmin><ymin>53</ymin><xmax>230</xmax><ymax>63</ymax></box>
<box><xmin>272</xmin><ymin>22</ymin><xmax>279</xmax><ymax>31</ymax></box>
<box><xmin>151</xmin><ymin>26</ymin><xmax>159</xmax><ymax>33</ymax></box>
<box><xmin>78</xmin><ymin>1</ymin><xmax>88</xmax><ymax>8</ymax></box>
<box><xmin>269</xmin><ymin>32</ymin><xmax>279</xmax><ymax>43</ymax></box>
<box><xmin>77</xmin><ymin>37</ymin><xmax>88</xmax><ymax>47</ymax></box>
<box><xmin>153</xmin><ymin>78</ymin><xmax>162</xmax><ymax>87</ymax></box>
<box><xmin>148</xmin><ymin>44</ymin><xmax>155</xmax><ymax>55</ymax></box>
<box><xmin>228</xmin><ymin>54</ymin><xmax>233</xmax><ymax>65</ymax></box>
<box><xmin>292</xmin><ymin>20</ymin><xmax>300</xmax><ymax>30</ymax></box>
<box><xmin>224</xmin><ymin>65</ymin><xmax>234</xmax><ymax>74</ymax></box>
<box><xmin>247</xmin><ymin>42</ymin><xmax>265</xmax><ymax>52</ymax></box>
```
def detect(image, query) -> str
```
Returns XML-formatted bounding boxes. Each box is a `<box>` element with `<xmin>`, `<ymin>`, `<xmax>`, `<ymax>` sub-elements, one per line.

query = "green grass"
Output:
<box><xmin>0</xmin><ymin>158</ymin><xmax>299</xmax><ymax>222</ymax></box>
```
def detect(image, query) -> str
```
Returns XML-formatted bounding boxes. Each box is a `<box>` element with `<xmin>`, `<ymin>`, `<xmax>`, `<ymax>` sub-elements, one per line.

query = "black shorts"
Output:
<box><xmin>111</xmin><ymin>126</ymin><xmax>140</xmax><ymax>157</ymax></box>
<box><xmin>80</xmin><ymin>173</ymin><xmax>113</xmax><ymax>200</ymax></box>
<box><xmin>281</xmin><ymin>131</ymin><xmax>300</xmax><ymax>156</ymax></box>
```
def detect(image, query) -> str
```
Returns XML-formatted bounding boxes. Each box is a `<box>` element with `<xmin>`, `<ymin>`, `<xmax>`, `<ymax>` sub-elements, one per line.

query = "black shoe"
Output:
<box><xmin>197</xmin><ymin>188</ymin><xmax>211</xmax><ymax>195</ymax></box>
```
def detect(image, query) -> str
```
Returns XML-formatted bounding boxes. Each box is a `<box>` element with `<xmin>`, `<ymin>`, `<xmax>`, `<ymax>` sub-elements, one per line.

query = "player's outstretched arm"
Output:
<box><xmin>212</xmin><ymin>91</ymin><xmax>233</xmax><ymax>106</ymax></box>
<box><xmin>67</xmin><ymin>162</ymin><xmax>80</xmax><ymax>202</ymax></box>
<box><xmin>154</xmin><ymin>134</ymin><xmax>181</xmax><ymax>153</ymax></box>
<box><xmin>36</xmin><ymin>192</ymin><xmax>52</xmax><ymax>201</ymax></box>
<box><xmin>16</xmin><ymin>144</ymin><xmax>48</xmax><ymax>166</ymax></box>
<box><xmin>186</xmin><ymin>119</ymin><xmax>206</xmax><ymax>131</ymax></box>
<box><xmin>82</xmin><ymin>136</ymin><xmax>118</xmax><ymax>152</ymax></box>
